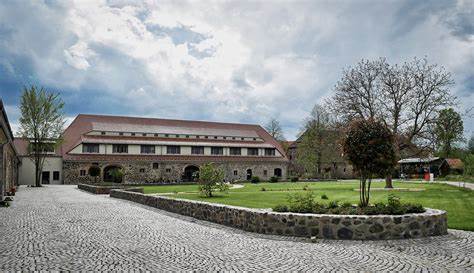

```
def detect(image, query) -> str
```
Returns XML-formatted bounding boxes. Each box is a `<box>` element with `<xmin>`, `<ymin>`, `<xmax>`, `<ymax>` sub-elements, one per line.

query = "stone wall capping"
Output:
<box><xmin>109</xmin><ymin>189</ymin><xmax>448</xmax><ymax>240</ymax></box>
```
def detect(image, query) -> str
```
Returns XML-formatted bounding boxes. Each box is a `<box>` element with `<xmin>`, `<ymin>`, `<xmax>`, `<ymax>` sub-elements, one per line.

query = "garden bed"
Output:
<box><xmin>110</xmin><ymin>188</ymin><xmax>447</xmax><ymax>240</ymax></box>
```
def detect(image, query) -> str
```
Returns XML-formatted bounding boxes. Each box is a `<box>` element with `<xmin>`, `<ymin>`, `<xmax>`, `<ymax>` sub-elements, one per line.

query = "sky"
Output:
<box><xmin>0</xmin><ymin>0</ymin><xmax>473</xmax><ymax>140</ymax></box>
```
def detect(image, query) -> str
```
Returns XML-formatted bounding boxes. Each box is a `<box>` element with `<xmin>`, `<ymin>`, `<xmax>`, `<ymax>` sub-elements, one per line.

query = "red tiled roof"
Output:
<box><xmin>445</xmin><ymin>158</ymin><xmax>464</xmax><ymax>169</ymax></box>
<box><xmin>62</xmin><ymin>114</ymin><xmax>288</xmax><ymax>160</ymax></box>
<box><xmin>13</xmin><ymin>138</ymin><xmax>29</xmax><ymax>156</ymax></box>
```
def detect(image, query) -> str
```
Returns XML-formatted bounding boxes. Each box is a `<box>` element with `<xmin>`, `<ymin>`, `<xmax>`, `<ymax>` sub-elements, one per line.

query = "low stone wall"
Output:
<box><xmin>78</xmin><ymin>184</ymin><xmax>144</xmax><ymax>194</ymax></box>
<box><xmin>110</xmin><ymin>189</ymin><xmax>448</xmax><ymax>240</ymax></box>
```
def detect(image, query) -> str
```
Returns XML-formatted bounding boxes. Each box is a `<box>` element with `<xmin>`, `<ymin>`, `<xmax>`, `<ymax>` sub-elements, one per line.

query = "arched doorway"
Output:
<box><xmin>183</xmin><ymin>165</ymin><xmax>199</xmax><ymax>182</ymax></box>
<box><xmin>274</xmin><ymin>168</ymin><xmax>282</xmax><ymax>177</ymax></box>
<box><xmin>103</xmin><ymin>165</ymin><xmax>123</xmax><ymax>183</ymax></box>
<box><xmin>246</xmin><ymin>169</ymin><xmax>252</xmax><ymax>180</ymax></box>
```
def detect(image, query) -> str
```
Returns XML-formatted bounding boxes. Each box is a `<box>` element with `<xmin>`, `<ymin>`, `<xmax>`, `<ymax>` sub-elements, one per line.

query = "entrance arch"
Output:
<box><xmin>183</xmin><ymin>165</ymin><xmax>200</xmax><ymax>182</ymax></box>
<box><xmin>274</xmin><ymin>168</ymin><xmax>282</xmax><ymax>177</ymax></box>
<box><xmin>246</xmin><ymin>169</ymin><xmax>252</xmax><ymax>180</ymax></box>
<box><xmin>103</xmin><ymin>165</ymin><xmax>123</xmax><ymax>183</ymax></box>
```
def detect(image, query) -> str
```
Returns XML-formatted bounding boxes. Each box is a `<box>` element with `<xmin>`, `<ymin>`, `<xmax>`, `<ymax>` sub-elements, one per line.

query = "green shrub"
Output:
<box><xmin>290</xmin><ymin>176</ymin><xmax>299</xmax><ymax>182</ymax></box>
<box><xmin>403</xmin><ymin>203</ymin><xmax>425</xmax><ymax>213</ymax></box>
<box><xmin>198</xmin><ymin>163</ymin><xmax>227</xmax><ymax>197</ymax></box>
<box><xmin>328</xmin><ymin>200</ymin><xmax>339</xmax><ymax>209</ymax></box>
<box><xmin>340</xmin><ymin>202</ymin><xmax>352</xmax><ymax>208</ymax></box>
<box><xmin>321</xmin><ymin>194</ymin><xmax>328</xmax><ymax>200</ymax></box>
<box><xmin>269</xmin><ymin>176</ymin><xmax>279</xmax><ymax>183</ymax></box>
<box><xmin>88</xmin><ymin>165</ymin><xmax>101</xmax><ymax>183</ymax></box>
<box><xmin>250</xmin><ymin>176</ymin><xmax>260</xmax><ymax>183</ymax></box>
<box><xmin>287</xmin><ymin>191</ymin><xmax>317</xmax><ymax>213</ymax></box>
<box><xmin>302</xmin><ymin>185</ymin><xmax>309</xmax><ymax>191</ymax></box>
<box><xmin>273</xmin><ymin>204</ymin><xmax>289</xmax><ymax>212</ymax></box>
<box><xmin>260</xmin><ymin>187</ymin><xmax>266</xmax><ymax>191</ymax></box>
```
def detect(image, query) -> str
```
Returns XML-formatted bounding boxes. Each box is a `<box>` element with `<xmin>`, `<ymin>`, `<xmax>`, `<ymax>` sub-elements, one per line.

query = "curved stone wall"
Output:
<box><xmin>110</xmin><ymin>189</ymin><xmax>448</xmax><ymax>240</ymax></box>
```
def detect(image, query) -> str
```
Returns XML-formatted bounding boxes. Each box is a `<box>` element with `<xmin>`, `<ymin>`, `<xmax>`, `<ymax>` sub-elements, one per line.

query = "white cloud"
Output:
<box><xmin>0</xmin><ymin>0</ymin><xmax>472</xmax><ymax>139</ymax></box>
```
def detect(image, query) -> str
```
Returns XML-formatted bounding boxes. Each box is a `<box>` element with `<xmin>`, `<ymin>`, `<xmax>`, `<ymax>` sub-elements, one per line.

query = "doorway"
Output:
<box><xmin>183</xmin><ymin>165</ymin><xmax>200</xmax><ymax>182</ymax></box>
<box><xmin>246</xmin><ymin>169</ymin><xmax>252</xmax><ymax>180</ymax></box>
<box><xmin>42</xmin><ymin>171</ymin><xmax>50</xmax><ymax>184</ymax></box>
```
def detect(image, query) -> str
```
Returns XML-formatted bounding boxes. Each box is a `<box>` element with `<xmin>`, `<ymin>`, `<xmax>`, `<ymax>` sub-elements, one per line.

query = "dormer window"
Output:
<box><xmin>113</xmin><ymin>144</ymin><xmax>128</xmax><ymax>153</ymax></box>
<box><xmin>265</xmin><ymin>148</ymin><xmax>275</xmax><ymax>156</ymax></box>
<box><xmin>141</xmin><ymin>145</ymin><xmax>155</xmax><ymax>154</ymax></box>
<box><xmin>167</xmin><ymin>146</ymin><xmax>181</xmax><ymax>154</ymax></box>
<box><xmin>230</xmin><ymin>147</ymin><xmax>241</xmax><ymax>155</ymax></box>
<box><xmin>82</xmin><ymin>143</ymin><xmax>99</xmax><ymax>153</ymax></box>
<box><xmin>191</xmin><ymin>146</ymin><xmax>204</xmax><ymax>155</ymax></box>
<box><xmin>247</xmin><ymin>148</ymin><xmax>258</xmax><ymax>156</ymax></box>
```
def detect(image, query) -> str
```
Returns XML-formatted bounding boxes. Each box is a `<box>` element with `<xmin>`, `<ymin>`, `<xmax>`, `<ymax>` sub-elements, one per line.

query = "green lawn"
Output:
<box><xmin>142</xmin><ymin>181</ymin><xmax>474</xmax><ymax>231</ymax></box>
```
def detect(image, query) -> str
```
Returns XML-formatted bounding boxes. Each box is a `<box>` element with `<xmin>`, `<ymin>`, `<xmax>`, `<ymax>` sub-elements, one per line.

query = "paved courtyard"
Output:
<box><xmin>0</xmin><ymin>185</ymin><xmax>473</xmax><ymax>271</ymax></box>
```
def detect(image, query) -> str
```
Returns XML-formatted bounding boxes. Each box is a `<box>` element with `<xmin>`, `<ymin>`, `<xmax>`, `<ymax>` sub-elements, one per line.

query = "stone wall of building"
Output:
<box><xmin>63</xmin><ymin>160</ymin><xmax>288</xmax><ymax>184</ymax></box>
<box><xmin>110</xmin><ymin>189</ymin><xmax>448</xmax><ymax>240</ymax></box>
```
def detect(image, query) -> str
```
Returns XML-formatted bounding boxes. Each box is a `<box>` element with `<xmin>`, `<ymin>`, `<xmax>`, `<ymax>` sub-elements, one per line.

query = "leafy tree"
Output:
<box><xmin>88</xmin><ymin>165</ymin><xmax>101</xmax><ymax>183</ymax></box>
<box><xmin>296</xmin><ymin>104</ymin><xmax>338</xmax><ymax>178</ymax></box>
<box><xmin>468</xmin><ymin>135</ymin><xmax>474</xmax><ymax>154</ymax></box>
<box><xmin>198</xmin><ymin>163</ymin><xmax>227</xmax><ymax>197</ymax></box>
<box><xmin>19</xmin><ymin>86</ymin><xmax>65</xmax><ymax>187</ymax></box>
<box><xmin>108</xmin><ymin>168</ymin><xmax>123</xmax><ymax>183</ymax></box>
<box><xmin>464</xmin><ymin>154</ymin><xmax>474</xmax><ymax>176</ymax></box>
<box><xmin>264</xmin><ymin>118</ymin><xmax>285</xmax><ymax>141</ymax></box>
<box><xmin>434</xmin><ymin>108</ymin><xmax>464</xmax><ymax>158</ymax></box>
<box><xmin>328</xmin><ymin>57</ymin><xmax>454</xmax><ymax>188</ymax></box>
<box><xmin>343</xmin><ymin>119</ymin><xmax>396</xmax><ymax>207</ymax></box>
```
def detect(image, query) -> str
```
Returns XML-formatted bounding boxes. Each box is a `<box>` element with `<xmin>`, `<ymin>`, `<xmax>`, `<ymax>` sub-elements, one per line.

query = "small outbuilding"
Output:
<box><xmin>398</xmin><ymin>157</ymin><xmax>464</xmax><ymax>178</ymax></box>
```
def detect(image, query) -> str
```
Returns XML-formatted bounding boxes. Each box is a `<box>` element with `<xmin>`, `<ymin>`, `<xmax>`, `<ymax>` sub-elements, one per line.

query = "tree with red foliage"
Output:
<box><xmin>343</xmin><ymin>119</ymin><xmax>396</xmax><ymax>207</ymax></box>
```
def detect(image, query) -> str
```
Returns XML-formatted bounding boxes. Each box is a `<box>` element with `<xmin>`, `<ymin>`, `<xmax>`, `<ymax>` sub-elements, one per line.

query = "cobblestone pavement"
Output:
<box><xmin>0</xmin><ymin>185</ymin><xmax>473</xmax><ymax>271</ymax></box>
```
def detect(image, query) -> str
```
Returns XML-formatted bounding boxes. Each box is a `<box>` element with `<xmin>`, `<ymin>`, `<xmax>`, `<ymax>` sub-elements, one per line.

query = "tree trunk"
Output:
<box><xmin>35</xmin><ymin>157</ymin><xmax>41</xmax><ymax>187</ymax></box>
<box><xmin>385</xmin><ymin>174</ymin><xmax>393</xmax><ymax>188</ymax></box>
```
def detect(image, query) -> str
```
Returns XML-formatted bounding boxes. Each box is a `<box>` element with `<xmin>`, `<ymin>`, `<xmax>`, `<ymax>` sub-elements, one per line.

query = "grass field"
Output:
<box><xmin>142</xmin><ymin>181</ymin><xmax>474</xmax><ymax>231</ymax></box>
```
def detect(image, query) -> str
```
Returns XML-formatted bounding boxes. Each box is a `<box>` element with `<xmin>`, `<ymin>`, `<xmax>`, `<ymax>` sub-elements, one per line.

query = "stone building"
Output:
<box><xmin>0</xmin><ymin>100</ymin><xmax>19</xmax><ymax>199</ymax></box>
<box><xmin>60</xmin><ymin>114</ymin><xmax>289</xmax><ymax>184</ymax></box>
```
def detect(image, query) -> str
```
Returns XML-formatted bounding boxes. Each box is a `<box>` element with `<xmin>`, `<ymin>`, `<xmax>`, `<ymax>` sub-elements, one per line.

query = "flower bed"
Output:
<box><xmin>110</xmin><ymin>189</ymin><xmax>448</xmax><ymax>240</ymax></box>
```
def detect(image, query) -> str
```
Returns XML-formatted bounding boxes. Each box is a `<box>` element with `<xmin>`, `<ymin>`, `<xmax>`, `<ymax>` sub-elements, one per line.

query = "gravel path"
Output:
<box><xmin>0</xmin><ymin>185</ymin><xmax>472</xmax><ymax>271</ymax></box>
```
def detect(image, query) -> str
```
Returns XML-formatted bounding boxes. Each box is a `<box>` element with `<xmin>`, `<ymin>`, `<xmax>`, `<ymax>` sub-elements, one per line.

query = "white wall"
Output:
<box><xmin>19</xmin><ymin>157</ymin><xmax>63</xmax><ymax>185</ymax></box>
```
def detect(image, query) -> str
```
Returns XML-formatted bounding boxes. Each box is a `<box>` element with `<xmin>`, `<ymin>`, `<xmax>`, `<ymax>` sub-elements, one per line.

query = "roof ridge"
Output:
<box><xmin>78</xmin><ymin>113</ymin><xmax>261</xmax><ymax>127</ymax></box>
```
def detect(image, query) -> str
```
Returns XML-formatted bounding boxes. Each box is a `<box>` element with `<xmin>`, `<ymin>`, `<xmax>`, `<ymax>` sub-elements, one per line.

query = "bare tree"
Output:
<box><xmin>296</xmin><ymin>104</ymin><xmax>339</xmax><ymax>178</ymax></box>
<box><xmin>328</xmin><ymin>57</ymin><xmax>455</xmax><ymax>187</ymax></box>
<box><xmin>264</xmin><ymin>118</ymin><xmax>285</xmax><ymax>141</ymax></box>
<box><xmin>19</xmin><ymin>86</ymin><xmax>65</xmax><ymax>187</ymax></box>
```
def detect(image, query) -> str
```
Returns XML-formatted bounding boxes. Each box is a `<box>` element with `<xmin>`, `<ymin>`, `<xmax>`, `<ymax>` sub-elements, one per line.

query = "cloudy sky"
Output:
<box><xmin>0</xmin><ymin>0</ymin><xmax>472</xmax><ymax>140</ymax></box>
